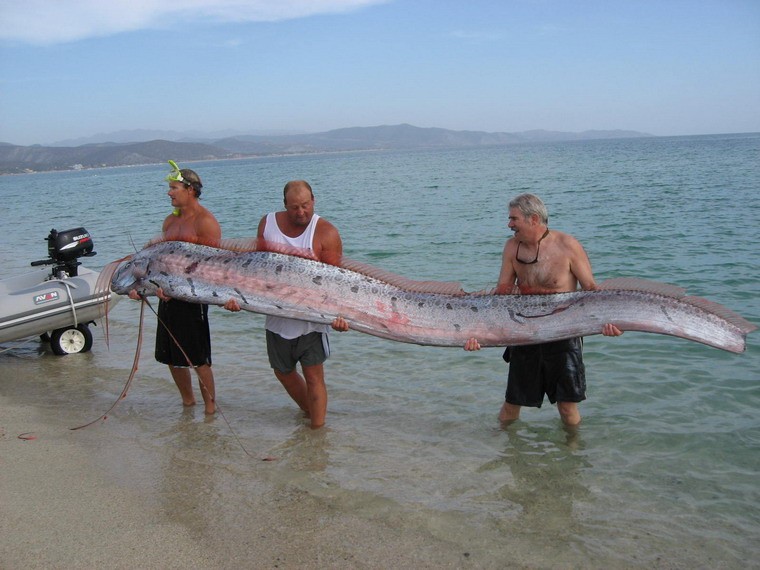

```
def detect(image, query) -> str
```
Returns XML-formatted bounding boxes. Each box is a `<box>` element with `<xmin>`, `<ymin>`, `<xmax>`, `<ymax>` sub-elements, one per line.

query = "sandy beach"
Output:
<box><xmin>0</xmin><ymin>397</ymin><xmax>216</xmax><ymax>568</ymax></box>
<box><xmin>0</xmin><ymin>394</ymin><xmax>488</xmax><ymax>570</ymax></box>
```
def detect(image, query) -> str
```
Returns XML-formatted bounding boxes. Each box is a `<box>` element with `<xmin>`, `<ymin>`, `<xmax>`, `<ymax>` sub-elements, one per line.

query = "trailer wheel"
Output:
<box><xmin>50</xmin><ymin>324</ymin><xmax>93</xmax><ymax>355</ymax></box>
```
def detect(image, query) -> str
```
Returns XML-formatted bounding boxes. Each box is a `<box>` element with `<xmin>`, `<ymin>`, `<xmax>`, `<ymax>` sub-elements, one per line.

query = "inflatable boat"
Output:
<box><xmin>0</xmin><ymin>227</ymin><xmax>117</xmax><ymax>354</ymax></box>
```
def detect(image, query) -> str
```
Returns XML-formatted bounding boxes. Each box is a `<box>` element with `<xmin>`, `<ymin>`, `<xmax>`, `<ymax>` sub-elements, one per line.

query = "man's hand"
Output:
<box><xmin>156</xmin><ymin>288</ymin><xmax>171</xmax><ymax>302</ymax></box>
<box><xmin>331</xmin><ymin>316</ymin><xmax>349</xmax><ymax>332</ymax></box>
<box><xmin>129</xmin><ymin>288</ymin><xmax>170</xmax><ymax>301</ymax></box>
<box><xmin>464</xmin><ymin>338</ymin><xmax>481</xmax><ymax>351</ymax></box>
<box><xmin>602</xmin><ymin>323</ymin><xmax>623</xmax><ymax>336</ymax></box>
<box><xmin>223</xmin><ymin>298</ymin><xmax>241</xmax><ymax>312</ymax></box>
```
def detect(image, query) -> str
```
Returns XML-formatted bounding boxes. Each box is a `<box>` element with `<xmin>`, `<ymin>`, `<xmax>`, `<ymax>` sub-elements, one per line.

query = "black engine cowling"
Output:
<box><xmin>46</xmin><ymin>227</ymin><xmax>94</xmax><ymax>262</ymax></box>
<box><xmin>31</xmin><ymin>227</ymin><xmax>97</xmax><ymax>277</ymax></box>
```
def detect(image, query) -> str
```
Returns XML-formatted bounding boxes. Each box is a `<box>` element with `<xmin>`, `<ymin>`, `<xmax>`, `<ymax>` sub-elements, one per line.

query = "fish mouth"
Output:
<box><xmin>110</xmin><ymin>260</ymin><xmax>136</xmax><ymax>294</ymax></box>
<box><xmin>110</xmin><ymin>258</ymin><xmax>148</xmax><ymax>294</ymax></box>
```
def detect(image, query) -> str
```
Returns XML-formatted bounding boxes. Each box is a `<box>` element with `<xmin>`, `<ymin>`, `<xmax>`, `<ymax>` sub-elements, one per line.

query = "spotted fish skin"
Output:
<box><xmin>109</xmin><ymin>241</ymin><xmax>756</xmax><ymax>353</ymax></box>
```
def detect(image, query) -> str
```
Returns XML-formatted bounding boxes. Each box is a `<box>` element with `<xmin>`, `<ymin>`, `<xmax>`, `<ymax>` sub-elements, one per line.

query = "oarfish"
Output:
<box><xmin>107</xmin><ymin>241</ymin><xmax>756</xmax><ymax>353</ymax></box>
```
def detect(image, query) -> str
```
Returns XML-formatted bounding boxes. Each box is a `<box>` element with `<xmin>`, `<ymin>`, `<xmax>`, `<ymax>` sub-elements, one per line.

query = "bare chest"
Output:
<box><xmin>164</xmin><ymin>216</ymin><xmax>199</xmax><ymax>240</ymax></box>
<box><xmin>514</xmin><ymin>256</ymin><xmax>576</xmax><ymax>294</ymax></box>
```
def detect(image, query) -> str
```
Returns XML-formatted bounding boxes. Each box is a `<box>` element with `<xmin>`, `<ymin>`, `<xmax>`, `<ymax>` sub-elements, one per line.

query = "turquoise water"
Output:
<box><xmin>1</xmin><ymin>134</ymin><xmax>759</xmax><ymax>567</ymax></box>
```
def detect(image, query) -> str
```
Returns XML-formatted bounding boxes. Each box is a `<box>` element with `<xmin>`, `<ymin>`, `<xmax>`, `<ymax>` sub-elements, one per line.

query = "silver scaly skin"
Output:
<box><xmin>108</xmin><ymin>241</ymin><xmax>756</xmax><ymax>353</ymax></box>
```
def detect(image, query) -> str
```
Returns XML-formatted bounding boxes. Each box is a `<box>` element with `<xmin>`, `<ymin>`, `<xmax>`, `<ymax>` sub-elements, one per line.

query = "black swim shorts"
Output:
<box><xmin>155</xmin><ymin>299</ymin><xmax>212</xmax><ymax>367</ymax></box>
<box><xmin>505</xmin><ymin>337</ymin><xmax>586</xmax><ymax>407</ymax></box>
<box><xmin>266</xmin><ymin>330</ymin><xmax>329</xmax><ymax>373</ymax></box>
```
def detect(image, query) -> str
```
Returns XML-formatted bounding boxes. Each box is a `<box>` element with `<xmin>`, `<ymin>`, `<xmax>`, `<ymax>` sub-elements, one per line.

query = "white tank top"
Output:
<box><xmin>263</xmin><ymin>212</ymin><xmax>329</xmax><ymax>338</ymax></box>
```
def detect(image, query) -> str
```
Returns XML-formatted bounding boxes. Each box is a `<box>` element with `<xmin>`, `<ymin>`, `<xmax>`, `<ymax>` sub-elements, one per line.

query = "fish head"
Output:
<box><xmin>110</xmin><ymin>255</ymin><xmax>158</xmax><ymax>296</ymax></box>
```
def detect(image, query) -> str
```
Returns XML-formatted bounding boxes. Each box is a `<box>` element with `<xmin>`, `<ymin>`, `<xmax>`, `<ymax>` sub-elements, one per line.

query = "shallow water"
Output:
<box><xmin>2</xmin><ymin>134</ymin><xmax>759</xmax><ymax>567</ymax></box>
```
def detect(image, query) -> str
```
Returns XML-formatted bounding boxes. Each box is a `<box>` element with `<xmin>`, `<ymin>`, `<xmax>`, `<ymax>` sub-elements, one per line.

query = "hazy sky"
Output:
<box><xmin>1</xmin><ymin>0</ymin><xmax>758</xmax><ymax>146</ymax></box>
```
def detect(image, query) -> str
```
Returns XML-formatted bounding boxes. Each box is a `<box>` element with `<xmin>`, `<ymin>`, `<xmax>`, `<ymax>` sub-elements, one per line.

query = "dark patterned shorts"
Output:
<box><xmin>505</xmin><ymin>337</ymin><xmax>586</xmax><ymax>407</ymax></box>
<box><xmin>155</xmin><ymin>299</ymin><xmax>212</xmax><ymax>367</ymax></box>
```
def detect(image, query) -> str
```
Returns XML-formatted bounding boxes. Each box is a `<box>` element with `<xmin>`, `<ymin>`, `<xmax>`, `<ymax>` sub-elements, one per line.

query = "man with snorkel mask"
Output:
<box><xmin>129</xmin><ymin>160</ymin><xmax>221</xmax><ymax>415</ymax></box>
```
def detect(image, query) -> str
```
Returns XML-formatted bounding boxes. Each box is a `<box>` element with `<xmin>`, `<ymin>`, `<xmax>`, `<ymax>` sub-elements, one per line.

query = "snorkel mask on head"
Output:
<box><xmin>166</xmin><ymin>160</ymin><xmax>185</xmax><ymax>216</ymax></box>
<box><xmin>165</xmin><ymin>159</ymin><xmax>185</xmax><ymax>184</ymax></box>
<box><xmin>166</xmin><ymin>159</ymin><xmax>202</xmax><ymax>192</ymax></box>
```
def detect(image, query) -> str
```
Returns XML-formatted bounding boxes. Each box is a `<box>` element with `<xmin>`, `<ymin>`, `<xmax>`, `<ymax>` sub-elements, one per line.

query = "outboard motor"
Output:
<box><xmin>31</xmin><ymin>227</ymin><xmax>97</xmax><ymax>278</ymax></box>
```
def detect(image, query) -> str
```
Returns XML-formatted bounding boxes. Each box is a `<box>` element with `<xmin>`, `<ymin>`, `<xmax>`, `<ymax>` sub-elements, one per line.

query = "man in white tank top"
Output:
<box><xmin>226</xmin><ymin>180</ymin><xmax>347</xmax><ymax>428</ymax></box>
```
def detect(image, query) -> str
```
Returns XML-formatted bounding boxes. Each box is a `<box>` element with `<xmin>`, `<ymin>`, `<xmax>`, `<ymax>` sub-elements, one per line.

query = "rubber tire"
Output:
<box><xmin>50</xmin><ymin>324</ymin><xmax>93</xmax><ymax>355</ymax></box>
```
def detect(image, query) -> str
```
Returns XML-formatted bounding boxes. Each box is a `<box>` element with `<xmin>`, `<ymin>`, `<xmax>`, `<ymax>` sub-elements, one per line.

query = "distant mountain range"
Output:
<box><xmin>0</xmin><ymin>124</ymin><xmax>653</xmax><ymax>175</ymax></box>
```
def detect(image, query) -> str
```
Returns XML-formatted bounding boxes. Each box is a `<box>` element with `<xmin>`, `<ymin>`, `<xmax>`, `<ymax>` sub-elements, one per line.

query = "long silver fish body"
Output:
<box><xmin>109</xmin><ymin>241</ymin><xmax>756</xmax><ymax>353</ymax></box>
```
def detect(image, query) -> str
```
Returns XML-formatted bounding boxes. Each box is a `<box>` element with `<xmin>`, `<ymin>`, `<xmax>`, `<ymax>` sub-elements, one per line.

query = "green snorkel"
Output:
<box><xmin>165</xmin><ymin>160</ymin><xmax>183</xmax><ymax>216</ymax></box>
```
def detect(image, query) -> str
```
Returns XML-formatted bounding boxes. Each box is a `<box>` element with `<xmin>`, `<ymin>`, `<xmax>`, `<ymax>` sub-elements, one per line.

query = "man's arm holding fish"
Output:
<box><xmin>463</xmin><ymin>234</ymin><xmax>622</xmax><ymax>351</ymax></box>
<box><xmin>568</xmin><ymin>240</ymin><xmax>623</xmax><ymax>338</ymax></box>
<box><xmin>128</xmin><ymin>207</ymin><xmax>222</xmax><ymax>302</ymax></box>
<box><xmin>312</xmin><ymin>217</ymin><xmax>349</xmax><ymax>331</ymax></box>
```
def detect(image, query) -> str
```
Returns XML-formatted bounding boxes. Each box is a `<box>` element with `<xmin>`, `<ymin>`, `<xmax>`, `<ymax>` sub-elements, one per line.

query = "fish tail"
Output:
<box><xmin>599</xmin><ymin>277</ymin><xmax>757</xmax><ymax>336</ymax></box>
<box><xmin>682</xmin><ymin>295</ymin><xmax>758</xmax><ymax>335</ymax></box>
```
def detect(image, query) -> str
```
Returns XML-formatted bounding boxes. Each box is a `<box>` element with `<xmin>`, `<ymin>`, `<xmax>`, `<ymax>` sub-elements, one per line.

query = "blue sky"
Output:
<box><xmin>1</xmin><ymin>0</ymin><xmax>758</xmax><ymax>146</ymax></box>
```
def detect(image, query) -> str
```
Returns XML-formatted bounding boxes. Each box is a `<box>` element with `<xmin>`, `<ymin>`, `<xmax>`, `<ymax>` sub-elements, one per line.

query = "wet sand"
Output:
<box><xmin>0</xmin><ymin>394</ymin><xmax>484</xmax><ymax>569</ymax></box>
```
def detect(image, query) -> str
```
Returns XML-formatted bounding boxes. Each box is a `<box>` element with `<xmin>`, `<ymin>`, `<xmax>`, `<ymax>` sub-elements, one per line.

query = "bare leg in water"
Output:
<box><xmin>498</xmin><ymin>401</ymin><xmax>521</xmax><ymax>424</ymax></box>
<box><xmin>274</xmin><ymin>364</ymin><xmax>327</xmax><ymax>429</ymax></box>
<box><xmin>169</xmin><ymin>364</ymin><xmax>216</xmax><ymax>414</ymax></box>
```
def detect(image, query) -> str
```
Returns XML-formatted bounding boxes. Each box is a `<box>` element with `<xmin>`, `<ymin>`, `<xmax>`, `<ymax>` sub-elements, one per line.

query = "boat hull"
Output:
<box><xmin>0</xmin><ymin>266</ymin><xmax>116</xmax><ymax>343</ymax></box>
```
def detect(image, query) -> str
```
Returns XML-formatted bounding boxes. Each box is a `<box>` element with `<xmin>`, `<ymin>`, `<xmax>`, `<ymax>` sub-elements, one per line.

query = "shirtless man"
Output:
<box><xmin>130</xmin><ymin>161</ymin><xmax>221</xmax><ymax>414</ymax></box>
<box><xmin>465</xmin><ymin>193</ymin><xmax>621</xmax><ymax>426</ymax></box>
<box><xmin>224</xmin><ymin>180</ymin><xmax>347</xmax><ymax>428</ymax></box>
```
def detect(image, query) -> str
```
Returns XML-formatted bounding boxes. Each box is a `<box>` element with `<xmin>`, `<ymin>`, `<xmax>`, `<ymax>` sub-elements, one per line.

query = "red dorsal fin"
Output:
<box><xmin>597</xmin><ymin>277</ymin><xmax>685</xmax><ymax>298</ymax></box>
<box><xmin>218</xmin><ymin>237</ymin><xmax>259</xmax><ymax>252</ymax></box>
<box><xmin>219</xmin><ymin>238</ymin><xmax>318</xmax><ymax>260</ymax></box>
<box><xmin>598</xmin><ymin>277</ymin><xmax>757</xmax><ymax>334</ymax></box>
<box><xmin>340</xmin><ymin>257</ymin><xmax>465</xmax><ymax>295</ymax></box>
<box><xmin>216</xmin><ymin>237</ymin><xmax>465</xmax><ymax>294</ymax></box>
<box><xmin>681</xmin><ymin>295</ymin><xmax>758</xmax><ymax>334</ymax></box>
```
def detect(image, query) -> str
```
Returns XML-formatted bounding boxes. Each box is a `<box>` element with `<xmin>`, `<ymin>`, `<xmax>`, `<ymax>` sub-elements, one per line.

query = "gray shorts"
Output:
<box><xmin>266</xmin><ymin>330</ymin><xmax>329</xmax><ymax>373</ymax></box>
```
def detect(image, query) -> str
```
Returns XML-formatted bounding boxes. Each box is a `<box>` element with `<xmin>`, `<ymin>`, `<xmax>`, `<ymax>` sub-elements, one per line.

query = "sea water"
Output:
<box><xmin>1</xmin><ymin>133</ymin><xmax>759</xmax><ymax>568</ymax></box>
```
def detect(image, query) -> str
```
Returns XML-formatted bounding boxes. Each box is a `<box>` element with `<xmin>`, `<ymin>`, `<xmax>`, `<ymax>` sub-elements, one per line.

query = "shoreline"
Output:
<box><xmin>0</xmin><ymin>394</ymin><xmax>485</xmax><ymax>569</ymax></box>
